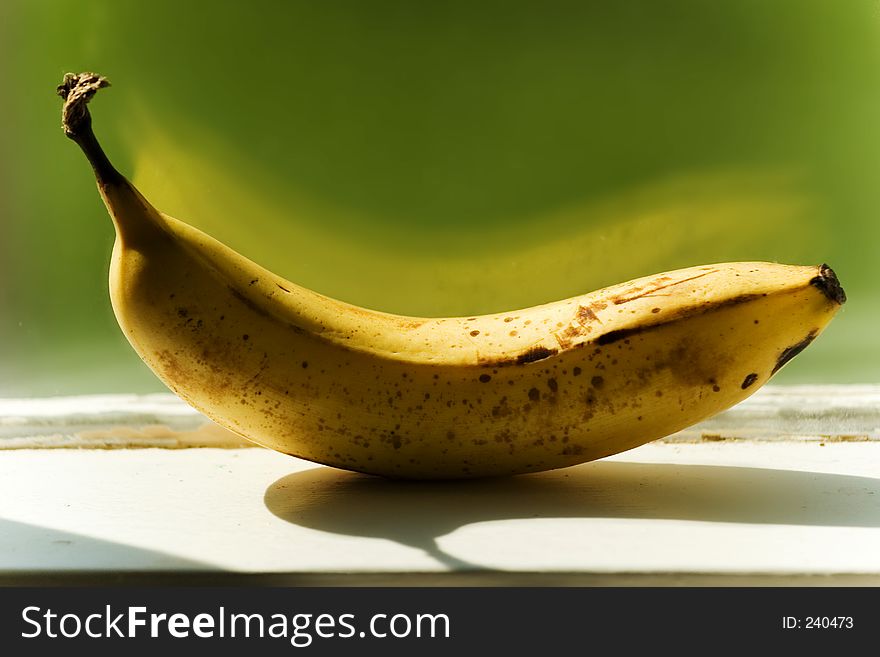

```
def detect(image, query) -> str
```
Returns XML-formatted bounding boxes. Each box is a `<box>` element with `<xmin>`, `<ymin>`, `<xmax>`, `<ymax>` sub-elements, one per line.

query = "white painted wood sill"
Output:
<box><xmin>1</xmin><ymin>385</ymin><xmax>878</xmax><ymax>585</ymax></box>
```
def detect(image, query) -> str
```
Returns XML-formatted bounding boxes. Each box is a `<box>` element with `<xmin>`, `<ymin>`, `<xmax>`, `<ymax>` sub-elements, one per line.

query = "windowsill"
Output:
<box><xmin>1</xmin><ymin>385</ymin><xmax>878</xmax><ymax>585</ymax></box>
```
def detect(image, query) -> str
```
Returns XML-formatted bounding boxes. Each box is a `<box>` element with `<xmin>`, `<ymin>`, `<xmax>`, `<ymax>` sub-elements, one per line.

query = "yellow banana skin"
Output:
<box><xmin>59</xmin><ymin>73</ymin><xmax>846</xmax><ymax>479</ymax></box>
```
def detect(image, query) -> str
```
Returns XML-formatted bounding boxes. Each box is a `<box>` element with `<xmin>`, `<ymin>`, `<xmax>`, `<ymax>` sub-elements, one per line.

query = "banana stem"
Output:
<box><xmin>57</xmin><ymin>72</ymin><xmax>122</xmax><ymax>185</ymax></box>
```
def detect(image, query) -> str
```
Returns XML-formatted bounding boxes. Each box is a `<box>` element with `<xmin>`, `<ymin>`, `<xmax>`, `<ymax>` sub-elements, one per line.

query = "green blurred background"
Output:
<box><xmin>1</xmin><ymin>0</ymin><xmax>878</xmax><ymax>396</ymax></box>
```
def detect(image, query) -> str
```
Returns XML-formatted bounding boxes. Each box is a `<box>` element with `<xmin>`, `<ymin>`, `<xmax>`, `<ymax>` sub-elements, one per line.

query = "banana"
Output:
<box><xmin>58</xmin><ymin>72</ymin><xmax>846</xmax><ymax>479</ymax></box>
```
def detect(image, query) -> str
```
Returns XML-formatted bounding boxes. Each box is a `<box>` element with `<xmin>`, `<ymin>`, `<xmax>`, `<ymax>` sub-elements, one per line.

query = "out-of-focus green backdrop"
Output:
<box><xmin>1</xmin><ymin>0</ymin><xmax>877</xmax><ymax>396</ymax></box>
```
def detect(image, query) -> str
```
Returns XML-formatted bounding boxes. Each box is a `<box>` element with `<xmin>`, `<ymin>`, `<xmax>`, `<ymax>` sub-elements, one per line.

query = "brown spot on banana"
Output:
<box><xmin>553</xmin><ymin>325</ymin><xmax>587</xmax><ymax>349</ymax></box>
<box><xmin>514</xmin><ymin>346</ymin><xmax>558</xmax><ymax>365</ymax></box>
<box><xmin>772</xmin><ymin>330</ymin><xmax>819</xmax><ymax>374</ymax></box>
<box><xmin>576</xmin><ymin>305</ymin><xmax>600</xmax><ymax>324</ymax></box>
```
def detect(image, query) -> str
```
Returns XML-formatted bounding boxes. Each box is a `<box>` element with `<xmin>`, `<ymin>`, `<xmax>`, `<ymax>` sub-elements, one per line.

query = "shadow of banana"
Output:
<box><xmin>265</xmin><ymin>460</ymin><xmax>880</xmax><ymax>569</ymax></box>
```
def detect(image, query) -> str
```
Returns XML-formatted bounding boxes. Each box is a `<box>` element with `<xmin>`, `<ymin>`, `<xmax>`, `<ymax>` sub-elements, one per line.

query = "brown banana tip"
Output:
<box><xmin>57</xmin><ymin>72</ymin><xmax>110</xmax><ymax>138</ymax></box>
<box><xmin>810</xmin><ymin>264</ymin><xmax>846</xmax><ymax>305</ymax></box>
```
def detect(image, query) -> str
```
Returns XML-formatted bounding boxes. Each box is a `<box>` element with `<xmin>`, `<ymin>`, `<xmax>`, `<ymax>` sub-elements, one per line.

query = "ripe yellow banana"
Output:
<box><xmin>58</xmin><ymin>73</ymin><xmax>845</xmax><ymax>479</ymax></box>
